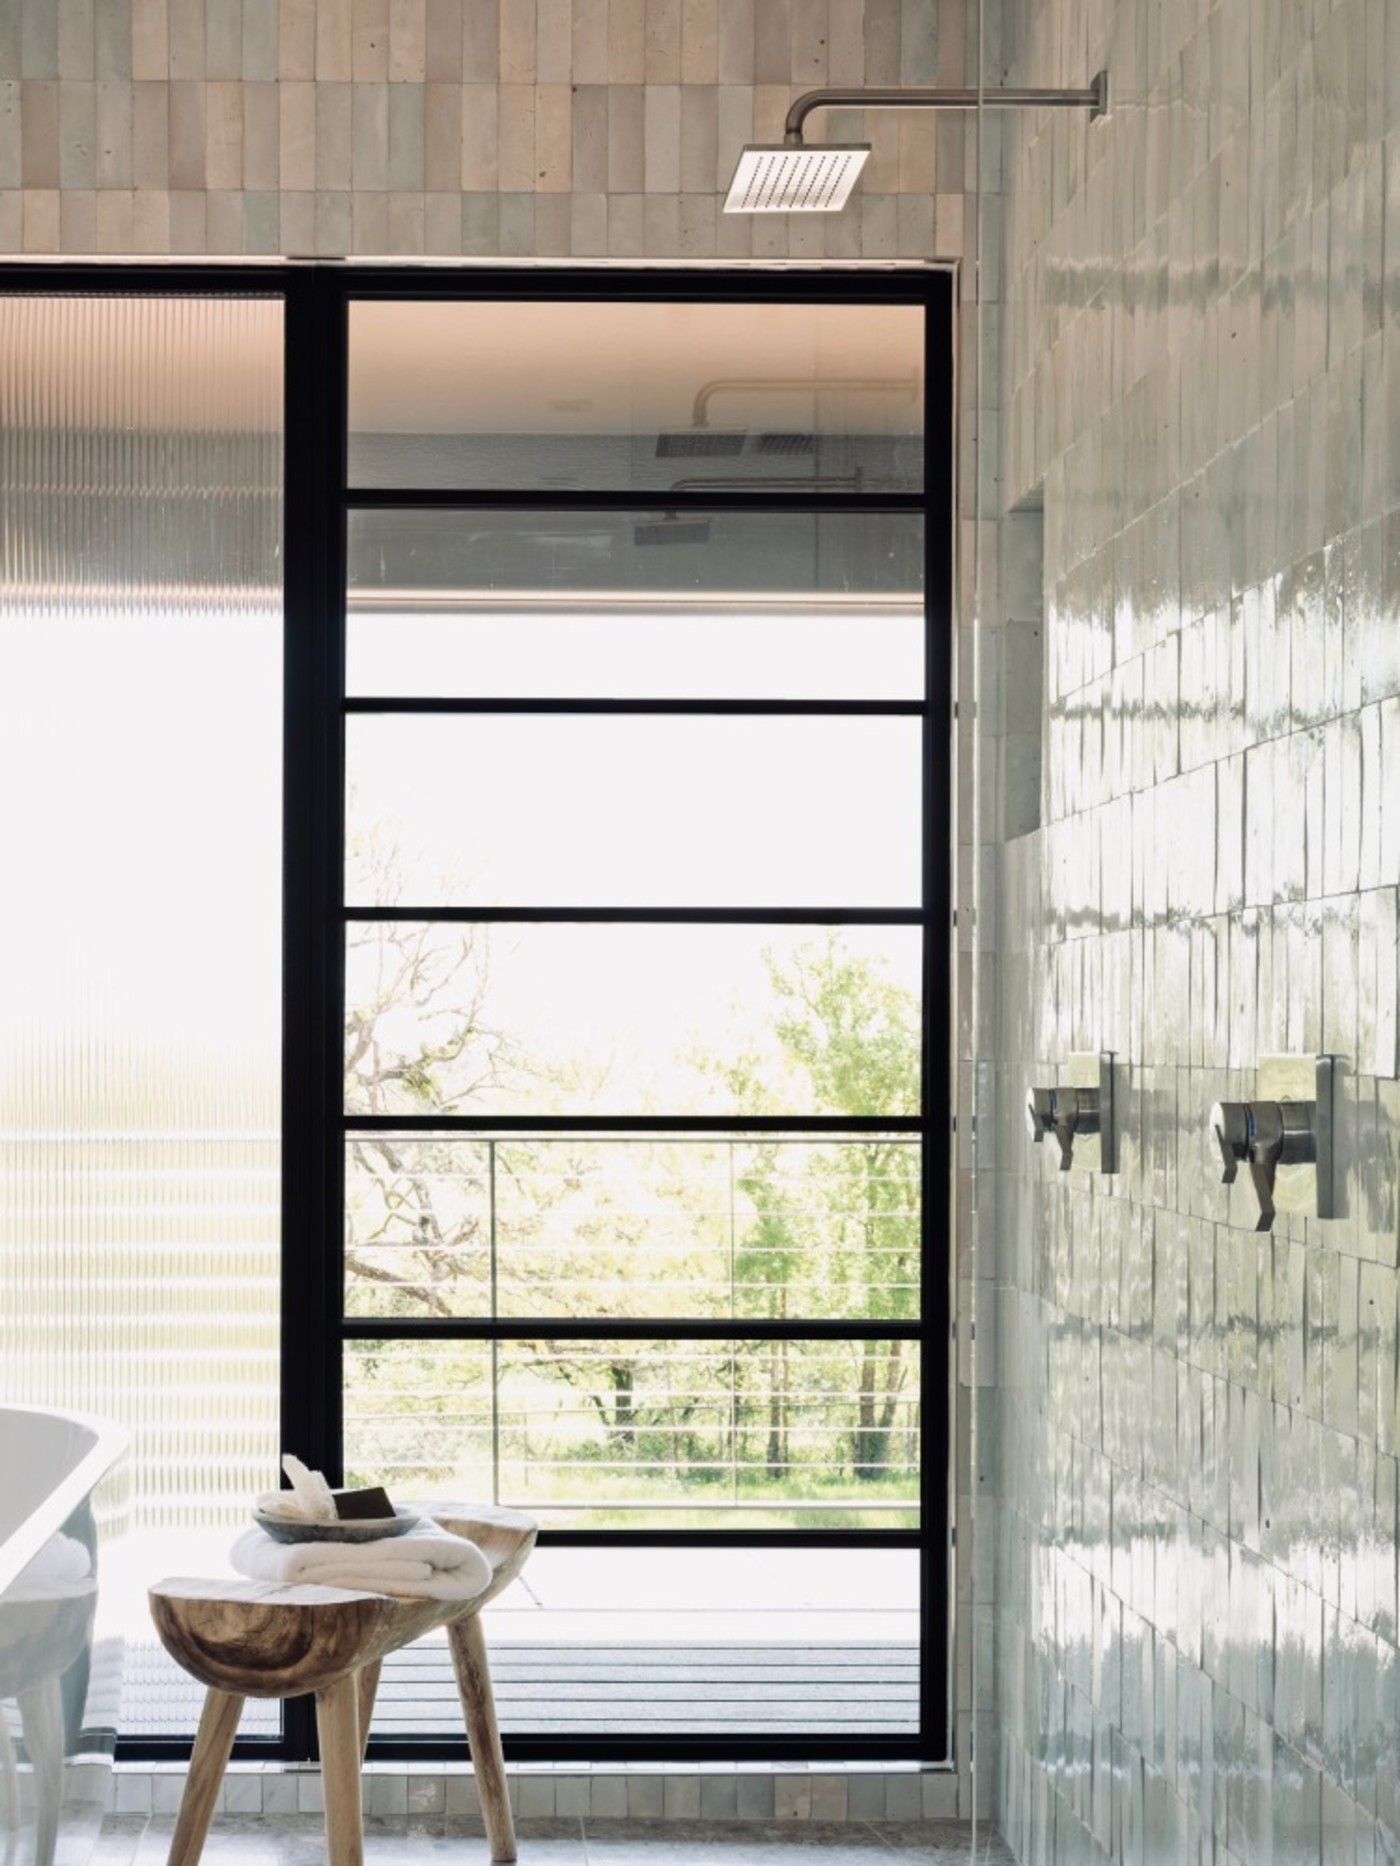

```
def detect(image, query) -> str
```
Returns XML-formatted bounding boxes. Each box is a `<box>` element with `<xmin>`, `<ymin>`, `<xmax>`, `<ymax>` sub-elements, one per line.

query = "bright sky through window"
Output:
<box><xmin>346</xmin><ymin>601</ymin><xmax>925</xmax><ymax>700</ymax></box>
<box><xmin>346</xmin><ymin>713</ymin><xmax>922</xmax><ymax>908</ymax></box>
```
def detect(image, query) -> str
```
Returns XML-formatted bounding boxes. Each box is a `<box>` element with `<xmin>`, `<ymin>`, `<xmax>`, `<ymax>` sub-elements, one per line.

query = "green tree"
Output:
<box><xmin>722</xmin><ymin>934</ymin><xmax>921</xmax><ymax>1485</ymax></box>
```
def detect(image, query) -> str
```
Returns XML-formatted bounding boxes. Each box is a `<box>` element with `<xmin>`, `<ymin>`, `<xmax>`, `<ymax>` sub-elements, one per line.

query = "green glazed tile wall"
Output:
<box><xmin>987</xmin><ymin>0</ymin><xmax>1400</xmax><ymax>1859</ymax></box>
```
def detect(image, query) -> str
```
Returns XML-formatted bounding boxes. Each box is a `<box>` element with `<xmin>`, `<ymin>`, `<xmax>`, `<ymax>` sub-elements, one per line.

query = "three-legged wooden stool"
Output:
<box><xmin>148</xmin><ymin>1506</ymin><xmax>536</xmax><ymax>1866</ymax></box>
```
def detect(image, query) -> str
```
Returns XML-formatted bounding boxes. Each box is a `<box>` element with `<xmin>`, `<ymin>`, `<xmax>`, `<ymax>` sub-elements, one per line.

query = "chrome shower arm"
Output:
<box><xmin>691</xmin><ymin>374</ymin><xmax>918</xmax><ymax>427</ymax></box>
<box><xmin>665</xmin><ymin>474</ymin><xmax>864</xmax><ymax>492</ymax></box>
<box><xmin>781</xmin><ymin>73</ymin><xmax>1109</xmax><ymax>144</ymax></box>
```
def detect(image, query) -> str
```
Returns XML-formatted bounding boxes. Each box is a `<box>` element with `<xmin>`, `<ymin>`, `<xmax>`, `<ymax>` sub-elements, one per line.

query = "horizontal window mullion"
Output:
<box><xmin>343</xmin><ymin>905</ymin><xmax>925</xmax><ymax>925</ymax></box>
<box><xmin>342</xmin><ymin>696</ymin><xmax>929</xmax><ymax>717</ymax></box>
<box><xmin>339</xmin><ymin>1317</ymin><xmax>925</xmax><ymax>1341</ymax></box>
<box><xmin>338</xmin><ymin>266</ymin><xmax>940</xmax><ymax>303</ymax></box>
<box><xmin>342</xmin><ymin>1114</ymin><xmax>925</xmax><ymax>1135</ymax></box>
<box><xmin>0</xmin><ymin>264</ymin><xmax>293</xmax><ymax>296</ymax></box>
<box><xmin>370</xmin><ymin>1737</ymin><xmax>929</xmax><ymax>1765</ymax></box>
<box><xmin>121</xmin><ymin>1734</ymin><xmax>932</xmax><ymax>1765</ymax></box>
<box><xmin>343</xmin><ymin>488</ymin><xmax>926</xmax><ymax>515</ymax></box>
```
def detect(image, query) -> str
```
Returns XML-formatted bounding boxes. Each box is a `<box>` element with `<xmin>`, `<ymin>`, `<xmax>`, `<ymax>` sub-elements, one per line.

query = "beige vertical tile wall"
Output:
<box><xmin>0</xmin><ymin>0</ymin><xmax>973</xmax><ymax>261</ymax></box>
<box><xmin>988</xmin><ymin>0</ymin><xmax>1400</xmax><ymax>1858</ymax></box>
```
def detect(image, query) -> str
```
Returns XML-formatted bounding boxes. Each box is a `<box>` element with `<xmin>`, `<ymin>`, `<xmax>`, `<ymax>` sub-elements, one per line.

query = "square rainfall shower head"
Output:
<box><xmin>724</xmin><ymin>144</ymin><xmax>871</xmax><ymax>213</ymax></box>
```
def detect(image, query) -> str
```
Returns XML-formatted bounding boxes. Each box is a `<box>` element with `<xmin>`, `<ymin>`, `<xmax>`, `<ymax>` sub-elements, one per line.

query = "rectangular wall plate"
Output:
<box><xmin>1257</xmin><ymin>1053</ymin><xmax>1335</xmax><ymax>1220</ymax></box>
<box><xmin>1064</xmin><ymin>1050</ymin><xmax>1116</xmax><ymax>1175</ymax></box>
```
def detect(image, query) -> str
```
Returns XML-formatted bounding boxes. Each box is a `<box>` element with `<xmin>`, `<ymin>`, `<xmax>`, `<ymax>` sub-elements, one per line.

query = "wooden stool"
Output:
<box><xmin>148</xmin><ymin>1506</ymin><xmax>536</xmax><ymax>1866</ymax></box>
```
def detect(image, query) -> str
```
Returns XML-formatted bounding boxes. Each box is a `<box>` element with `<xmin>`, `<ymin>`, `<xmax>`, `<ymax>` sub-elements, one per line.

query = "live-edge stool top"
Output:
<box><xmin>149</xmin><ymin>1504</ymin><xmax>536</xmax><ymax>1699</ymax></box>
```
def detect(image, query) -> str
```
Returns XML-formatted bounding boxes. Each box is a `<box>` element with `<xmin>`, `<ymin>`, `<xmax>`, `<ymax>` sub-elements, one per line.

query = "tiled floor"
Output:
<box><xmin>94</xmin><ymin>1813</ymin><xmax>1017</xmax><ymax>1865</ymax></box>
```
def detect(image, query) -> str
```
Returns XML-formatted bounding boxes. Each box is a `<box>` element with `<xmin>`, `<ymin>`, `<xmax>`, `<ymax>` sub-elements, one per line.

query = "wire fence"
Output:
<box><xmin>346</xmin><ymin>1133</ymin><xmax>922</xmax><ymax>1321</ymax></box>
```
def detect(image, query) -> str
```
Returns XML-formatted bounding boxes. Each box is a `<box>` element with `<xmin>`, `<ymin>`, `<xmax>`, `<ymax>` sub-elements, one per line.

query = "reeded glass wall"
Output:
<box><xmin>0</xmin><ymin>295</ymin><xmax>284</xmax><ymax>1738</ymax></box>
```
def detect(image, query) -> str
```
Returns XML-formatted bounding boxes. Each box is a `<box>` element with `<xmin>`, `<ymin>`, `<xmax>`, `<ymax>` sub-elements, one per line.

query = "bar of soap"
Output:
<box><xmin>332</xmin><ymin>1485</ymin><xmax>394</xmax><ymax>1521</ymax></box>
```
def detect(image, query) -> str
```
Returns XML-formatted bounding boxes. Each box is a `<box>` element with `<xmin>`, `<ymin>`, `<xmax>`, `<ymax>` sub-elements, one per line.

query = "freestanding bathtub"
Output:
<box><xmin>0</xmin><ymin>1406</ymin><xmax>127</xmax><ymax>1866</ymax></box>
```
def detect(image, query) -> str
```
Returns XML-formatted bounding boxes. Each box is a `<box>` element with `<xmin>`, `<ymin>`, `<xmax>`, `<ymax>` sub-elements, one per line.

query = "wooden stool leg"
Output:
<box><xmin>18</xmin><ymin>1678</ymin><xmax>65</xmax><ymax>1866</ymax></box>
<box><xmin>447</xmin><ymin>1615</ymin><xmax>515</xmax><ymax>1864</ymax></box>
<box><xmin>315</xmin><ymin>1675</ymin><xmax>364</xmax><ymax>1866</ymax></box>
<box><xmin>167</xmin><ymin>1688</ymin><xmax>244</xmax><ymax>1866</ymax></box>
<box><xmin>355</xmin><ymin>1660</ymin><xmax>382</xmax><ymax>1763</ymax></box>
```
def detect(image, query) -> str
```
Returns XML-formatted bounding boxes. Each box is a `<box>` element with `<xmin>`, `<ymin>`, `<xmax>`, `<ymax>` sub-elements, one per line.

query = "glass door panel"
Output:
<box><xmin>363</xmin><ymin>1545</ymin><xmax>920</xmax><ymax>1742</ymax></box>
<box><xmin>343</xmin><ymin>922</ymin><xmax>922</xmax><ymax>1119</ymax></box>
<box><xmin>346</xmin><ymin>713</ymin><xmax>922</xmax><ymax>908</ymax></box>
<box><xmin>335</xmin><ymin>276</ymin><xmax>944</xmax><ymax>1752</ymax></box>
<box><xmin>345</xmin><ymin>1133</ymin><xmax>921</xmax><ymax>1323</ymax></box>
<box><xmin>347</xmin><ymin>301</ymin><xmax>925</xmax><ymax>493</ymax></box>
<box><xmin>346</xmin><ymin>506</ymin><xmax>925</xmax><ymax>699</ymax></box>
<box><xmin>345</xmin><ymin>1336</ymin><xmax>919</xmax><ymax>1530</ymax></box>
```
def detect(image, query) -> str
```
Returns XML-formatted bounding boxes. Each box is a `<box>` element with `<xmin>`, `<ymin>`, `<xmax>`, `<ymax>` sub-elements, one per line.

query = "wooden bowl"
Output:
<box><xmin>252</xmin><ymin>1502</ymin><xmax>419</xmax><ymax>1545</ymax></box>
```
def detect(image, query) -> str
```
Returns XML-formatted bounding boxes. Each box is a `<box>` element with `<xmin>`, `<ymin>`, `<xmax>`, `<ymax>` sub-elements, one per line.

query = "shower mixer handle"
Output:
<box><xmin>1026</xmin><ymin>1085</ymin><xmax>1100</xmax><ymax>1171</ymax></box>
<box><xmin>1210</xmin><ymin>1101</ymin><xmax>1250</xmax><ymax>1186</ymax></box>
<box><xmin>1209</xmin><ymin>1098</ymin><xmax>1317</xmax><ymax>1232</ymax></box>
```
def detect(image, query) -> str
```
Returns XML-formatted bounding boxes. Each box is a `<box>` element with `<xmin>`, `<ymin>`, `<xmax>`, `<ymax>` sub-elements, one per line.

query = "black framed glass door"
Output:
<box><xmin>286</xmin><ymin>270</ymin><xmax>955</xmax><ymax>1762</ymax></box>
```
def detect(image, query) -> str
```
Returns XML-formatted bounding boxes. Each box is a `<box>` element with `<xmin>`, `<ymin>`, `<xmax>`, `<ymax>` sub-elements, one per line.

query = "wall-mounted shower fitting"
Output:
<box><xmin>1026</xmin><ymin>1052</ymin><xmax>1116</xmax><ymax>1173</ymax></box>
<box><xmin>1208</xmin><ymin>1055</ymin><xmax>1335</xmax><ymax>1232</ymax></box>
<box><xmin>1026</xmin><ymin>1086</ymin><xmax>1092</xmax><ymax>1168</ymax></box>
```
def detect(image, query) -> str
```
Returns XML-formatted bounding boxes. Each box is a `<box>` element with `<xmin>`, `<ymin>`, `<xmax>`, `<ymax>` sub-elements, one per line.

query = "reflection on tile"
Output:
<box><xmin>103</xmin><ymin>1816</ymin><xmax>1001</xmax><ymax>1866</ymax></box>
<box><xmin>441</xmin><ymin>1817</ymin><xmax>589</xmax><ymax>1858</ymax></box>
<box><xmin>89</xmin><ymin>1816</ymin><xmax>152</xmax><ymax>1866</ymax></box>
<box><xmin>129</xmin><ymin>1820</ymin><xmax>326</xmax><ymax>1866</ymax></box>
<box><xmin>869</xmin><ymin>1821</ymin><xmax>1016</xmax><ymax>1860</ymax></box>
<box><xmin>581</xmin><ymin>1817</ymin><xmax>940</xmax><ymax>1860</ymax></box>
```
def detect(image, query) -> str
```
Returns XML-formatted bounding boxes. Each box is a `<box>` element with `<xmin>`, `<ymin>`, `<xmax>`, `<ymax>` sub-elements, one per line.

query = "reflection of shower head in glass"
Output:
<box><xmin>661</xmin><ymin>476</ymin><xmax>863</xmax><ymax>494</ymax></box>
<box><xmin>654</xmin><ymin>375</ymin><xmax>918</xmax><ymax>458</ymax></box>
<box><xmin>632</xmin><ymin>513</ymin><xmax>712</xmax><ymax>547</ymax></box>
<box><xmin>724</xmin><ymin>74</ymin><xmax>1109</xmax><ymax>213</ymax></box>
<box><xmin>633</xmin><ymin>469</ymin><xmax>869</xmax><ymax>543</ymax></box>
<box><xmin>654</xmin><ymin>429</ymin><xmax>747</xmax><ymax>459</ymax></box>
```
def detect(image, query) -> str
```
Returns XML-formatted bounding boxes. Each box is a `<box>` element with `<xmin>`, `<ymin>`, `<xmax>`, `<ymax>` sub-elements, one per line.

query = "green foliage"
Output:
<box><xmin>344</xmin><ymin>928</ymin><xmax>923</xmax><ymax>1515</ymax></box>
<box><xmin>767</xmin><ymin>932</ymin><xmax>919</xmax><ymax>1120</ymax></box>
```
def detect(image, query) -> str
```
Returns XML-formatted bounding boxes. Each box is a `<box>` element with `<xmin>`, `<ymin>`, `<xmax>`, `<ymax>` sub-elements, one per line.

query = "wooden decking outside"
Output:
<box><xmin>121</xmin><ymin>1635</ymin><xmax>918</xmax><ymax>1738</ymax></box>
<box><xmin>114</xmin><ymin>1544</ymin><xmax>919</xmax><ymax>1741</ymax></box>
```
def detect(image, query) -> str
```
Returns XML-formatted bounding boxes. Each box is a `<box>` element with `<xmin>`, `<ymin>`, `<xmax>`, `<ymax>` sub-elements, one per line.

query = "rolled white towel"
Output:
<box><xmin>5</xmin><ymin>1531</ymin><xmax>95</xmax><ymax>1603</ymax></box>
<box><xmin>14</xmin><ymin>1532</ymin><xmax>92</xmax><ymax>1588</ymax></box>
<box><xmin>230</xmin><ymin>1521</ymin><xmax>491</xmax><ymax>1601</ymax></box>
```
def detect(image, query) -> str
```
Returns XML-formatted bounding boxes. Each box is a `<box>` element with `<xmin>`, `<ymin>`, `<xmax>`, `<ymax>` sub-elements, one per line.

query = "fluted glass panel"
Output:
<box><xmin>0</xmin><ymin>296</ymin><xmax>283</xmax><ymax>1739</ymax></box>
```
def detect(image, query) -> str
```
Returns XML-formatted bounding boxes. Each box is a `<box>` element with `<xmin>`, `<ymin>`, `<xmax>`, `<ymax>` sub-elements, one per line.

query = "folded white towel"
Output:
<box><xmin>230</xmin><ymin>1520</ymin><xmax>491</xmax><ymax>1601</ymax></box>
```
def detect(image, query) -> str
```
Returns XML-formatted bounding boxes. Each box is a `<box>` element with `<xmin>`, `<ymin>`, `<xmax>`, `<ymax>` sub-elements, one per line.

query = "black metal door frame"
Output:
<box><xmin>0</xmin><ymin>261</ymin><xmax>954</xmax><ymax>1768</ymax></box>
